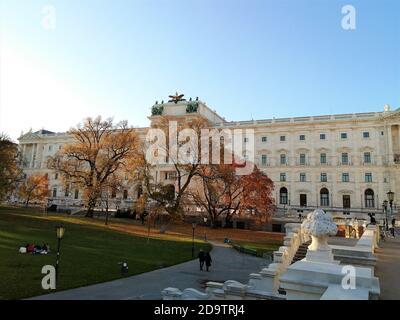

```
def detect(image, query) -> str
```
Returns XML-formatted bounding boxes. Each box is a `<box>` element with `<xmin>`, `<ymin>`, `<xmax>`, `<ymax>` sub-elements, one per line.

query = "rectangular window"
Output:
<box><xmin>321</xmin><ymin>173</ymin><xmax>327</xmax><ymax>182</ymax></box>
<box><xmin>244</xmin><ymin>137</ymin><xmax>249</xmax><ymax>143</ymax></box>
<box><xmin>363</xmin><ymin>132</ymin><xmax>370</xmax><ymax>138</ymax></box>
<box><xmin>364</xmin><ymin>152</ymin><xmax>371</xmax><ymax>164</ymax></box>
<box><xmin>299</xmin><ymin>135</ymin><xmax>305</xmax><ymax>141</ymax></box>
<box><xmin>341</xmin><ymin>133</ymin><xmax>348</xmax><ymax>139</ymax></box>
<box><xmin>320</xmin><ymin>133</ymin><xmax>326</xmax><ymax>140</ymax></box>
<box><xmin>280</xmin><ymin>135</ymin><xmax>286</xmax><ymax>142</ymax></box>
<box><xmin>123</xmin><ymin>190</ymin><xmax>128</xmax><ymax>200</ymax></box>
<box><xmin>342</xmin><ymin>173</ymin><xmax>349</xmax><ymax>182</ymax></box>
<box><xmin>48</xmin><ymin>145</ymin><xmax>52</xmax><ymax>151</ymax></box>
<box><xmin>74</xmin><ymin>189</ymin><xmax>79</xmax><ymax>199</ymax></box>
<box><xmin>342</xmin><ymin>153</ymin><xmax>349</xmax><ymax>164</ymax></box>
<box><xmin>261</xmin><ymin>155</ymin><xmax>267</xmax><ymax>166</ymax></box>
<box><xmin>299</xmin><ymin>154</ymin><xmax>306</xmax><ymax>165</ymax></box>
<box><xmin>280</xmin><ymin>173</ymin><xmax>286</xmax><ymax>182</ymax></box>
<box><xmin>55</xmin><ymin>173</ymin><xmax>58</xmax><ymax>180</ymax></box>
<box><xmin>52</xmin><ymin>188</ymin><xmax>57</xmax><ymax>198</ymax></box>
<box><xmin>280</xmin><ymin>154</ymin><xmax>286</xmax><ymax>165</ymax></box>
<box><xmin>320</xmin><ymin>153</ymin><xmax>327</xmax><ymax>164</ymax></box>
<box><xmin>365</xmin><ymin>173</ymin><xmax>373</xmax><ymax>183</ymax></box>
<box><xmin>300</xmin><ymin>173</ymin><xmax>306</xmax><ymax>182</ymax></box>
<box><xmin>261</xmin><ymin>136</ymin><xmax>267</xmax><ymax>142</ymax></box>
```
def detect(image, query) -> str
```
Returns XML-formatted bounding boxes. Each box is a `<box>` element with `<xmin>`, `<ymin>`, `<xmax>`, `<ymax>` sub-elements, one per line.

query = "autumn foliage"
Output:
<box><xmin>49</xmin><ymin>116</ymin><xmax>140</xmax><ymax>217</ymax></box>
<box><xmin>189</xmin><ymin>164</ymin><xmax>275</xmax><ymax>227</ymax></box>
<box><xmin>18</xmin><ymin>173</ymin><xmax>49</xmax><ymax>207</ymax></box>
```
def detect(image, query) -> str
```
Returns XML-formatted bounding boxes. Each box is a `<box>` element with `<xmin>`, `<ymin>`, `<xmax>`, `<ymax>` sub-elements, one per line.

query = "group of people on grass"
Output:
<box><xmin>198</xmin><ymin>249</ymin><xmax>212</xmax><ymax>272</ymax></box>
<box><xmin>19</xmin><ymin>243</ymin><xmax>50</xmax><ymax>254</ymax></box>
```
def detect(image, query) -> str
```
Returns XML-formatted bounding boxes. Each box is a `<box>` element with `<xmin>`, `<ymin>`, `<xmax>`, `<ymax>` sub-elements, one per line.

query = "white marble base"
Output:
<box><xmin>279</xmin><ymin>260</ymin><xmax>380</xmax><ymax>300</ymax></box>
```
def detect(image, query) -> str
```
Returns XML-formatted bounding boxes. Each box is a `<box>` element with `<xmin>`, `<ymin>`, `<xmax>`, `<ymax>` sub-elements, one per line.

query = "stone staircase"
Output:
<box><xmin>291</xmin><ymin>241</ymin><xmax>311</xmax><ymax>264</ymax></box>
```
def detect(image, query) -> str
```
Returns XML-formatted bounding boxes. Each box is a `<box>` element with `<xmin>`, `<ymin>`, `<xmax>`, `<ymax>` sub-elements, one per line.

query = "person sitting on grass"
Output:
<box><xmin>26</xmin><ymin>243</ymin><xmax>35</xmax><ymax>253</ymax></box>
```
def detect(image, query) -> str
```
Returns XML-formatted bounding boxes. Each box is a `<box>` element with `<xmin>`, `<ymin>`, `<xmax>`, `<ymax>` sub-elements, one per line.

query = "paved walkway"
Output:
<box><xmin>375</xmin><ymin>235</ymin><xmax>400</xmax><ymax>300</ymax></box>
<box><xmin>31</xmin><ymin>242</ymin><xmax>268</xmax><ymax>300</ymax></box>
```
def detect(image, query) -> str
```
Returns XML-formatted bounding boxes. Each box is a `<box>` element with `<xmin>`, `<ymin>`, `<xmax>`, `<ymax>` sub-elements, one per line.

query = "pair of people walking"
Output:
<box><xmin>198</xmin><ymin>249</ymin><xmax>212</xmax><ymax>272</ymax></box>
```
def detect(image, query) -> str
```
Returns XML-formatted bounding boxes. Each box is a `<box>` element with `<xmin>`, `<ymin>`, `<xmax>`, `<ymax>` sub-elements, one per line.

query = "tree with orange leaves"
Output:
<box><xmin>189</xmin><ymin>164</ymin><xmax>274</xmax><ymax>228</ymax></box>
<box><xmin>48</xmin><ymin>116</ymin><xmax>140</xmax><ymax>217</ymax></box>
<box><xmin>18</xmin><ymin>173</ymin><xmax>49</xmax><ymax>207</ymax></box>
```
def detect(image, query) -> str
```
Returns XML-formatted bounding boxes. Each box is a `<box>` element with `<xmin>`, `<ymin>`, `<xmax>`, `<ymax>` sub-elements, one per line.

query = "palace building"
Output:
<box><xmin>18</xmin><ymin>96</ymin><xmax>400</xmax><ymax>229</ymax></box>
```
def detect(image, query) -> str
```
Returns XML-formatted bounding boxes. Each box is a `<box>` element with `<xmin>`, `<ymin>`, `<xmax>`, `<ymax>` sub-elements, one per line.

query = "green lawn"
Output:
<box><xmin>0</xmin><ymin>206</ymin><xmax>210</xmax><ymax>300</ymax></box>
<box><xmin>235</xmin><ymin>241</ymin><xmax>281</xmax><ymax>257</ymax></box>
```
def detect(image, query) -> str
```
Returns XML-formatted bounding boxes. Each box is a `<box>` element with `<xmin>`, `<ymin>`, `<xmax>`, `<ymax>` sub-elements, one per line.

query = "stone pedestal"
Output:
<box><xmin>279</xmin><ymin>260</ymin><xmax>380</xmax><ymax>300</ymax></box>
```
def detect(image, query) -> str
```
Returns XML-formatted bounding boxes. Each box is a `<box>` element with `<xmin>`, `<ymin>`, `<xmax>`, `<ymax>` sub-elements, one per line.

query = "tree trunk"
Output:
<box><xmin>25</xmin><ymin>197</ymin><xmax>30</xmax><ymax>208</ymax></box>
<box><xmin>86</xmin><ymin>195</ymin><xmax>97</xmax><ymax>217</ymax></box>
<box><xmin>105</xmin><ymin>208</ymin><xmax>109</xmax><ymax>225</ymax></box>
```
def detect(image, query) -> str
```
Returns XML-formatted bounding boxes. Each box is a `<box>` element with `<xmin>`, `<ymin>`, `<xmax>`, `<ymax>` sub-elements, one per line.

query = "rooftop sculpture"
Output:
<box><xmin>168</xmin><ymin>92</ymin><xmax>186</xmax><ymax>104</ymax></box>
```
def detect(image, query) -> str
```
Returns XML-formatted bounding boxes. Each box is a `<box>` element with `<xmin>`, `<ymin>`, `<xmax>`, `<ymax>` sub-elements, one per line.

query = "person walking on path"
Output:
<box><xmin>198</xmin><ymin>249</ymin><xmax>205</xmax><ymax>271</ymax></box>
<box><xmin>205</xmin><ymin>251</ymin><xmax>212</xmax><ymax>272</ymax></box>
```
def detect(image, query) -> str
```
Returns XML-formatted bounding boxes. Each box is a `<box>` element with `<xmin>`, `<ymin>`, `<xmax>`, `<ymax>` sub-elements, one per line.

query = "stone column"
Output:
<box><xmin>387</xmin><ymin>125</ymin><xmax>393</xmax><ymax>164</ymax></box>
<box><xmin>30</xmin><ymin>144</ymin><xmax>35</xmax><ymax>168</ymax></box>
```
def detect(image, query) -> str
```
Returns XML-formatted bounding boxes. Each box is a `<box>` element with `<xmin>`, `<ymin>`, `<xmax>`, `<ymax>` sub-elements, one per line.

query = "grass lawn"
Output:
<box><xmin>235</xmin><ymin>241</ymin><xmax>281</xmax><ymax>257</ymax></box>
<box><xmin>0</xmin><ymin>206</ymin><xmax>210</xmax><ymax>300</ymax></box>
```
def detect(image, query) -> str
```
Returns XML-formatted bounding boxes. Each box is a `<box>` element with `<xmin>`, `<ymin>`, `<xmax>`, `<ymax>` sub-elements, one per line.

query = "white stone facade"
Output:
<box><xmin>17</xmin><ymin>99</ymin><xmax>400</xmax><ymax>219</ymax></box>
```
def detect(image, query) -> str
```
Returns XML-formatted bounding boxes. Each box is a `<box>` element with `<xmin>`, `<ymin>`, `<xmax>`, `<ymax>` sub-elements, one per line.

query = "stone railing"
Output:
<box><xmin>161</xmin><ymin>222</ymin><xmax>308</xmax><ymax>300</ymax></box>
<box><xmin>161</xmin><ymin>211</ymin><xmax>382</xmax><ymax>300</ymax></box>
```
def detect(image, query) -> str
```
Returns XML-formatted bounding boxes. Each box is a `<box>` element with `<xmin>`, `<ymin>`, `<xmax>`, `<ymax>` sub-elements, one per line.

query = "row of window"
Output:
<box><xmin>279</xmin><ymin>172</ymin><xmax>374</xmax><ymax>183</ymax></box>
<box><xmin>255</xmin><ymin>131</ymin><xmax>374</xmax><ymax>143</ymax></box>
<box><xmin>279</xmin><ymin>187</ymin><xmax>376</xmax><ymax>208</ymax></box>
<box><xmin>51</xmin><ymin>188</ymin><xmax>130</xmax><ymax>200</ymax></box>
<box><xmin>260</xmin><ymin>152</ymin><xmax>373</xmax><ymax>166</ymax></box>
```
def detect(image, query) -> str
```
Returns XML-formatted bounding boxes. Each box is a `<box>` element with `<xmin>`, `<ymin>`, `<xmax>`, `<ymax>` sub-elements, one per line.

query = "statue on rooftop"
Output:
<box><xmin>168</xmin><ymin>92</ymin><xmax>186</xmax><ymax>104</ymax></box>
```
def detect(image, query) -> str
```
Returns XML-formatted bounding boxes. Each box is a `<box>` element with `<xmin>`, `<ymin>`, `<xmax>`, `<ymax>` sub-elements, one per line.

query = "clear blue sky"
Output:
<box><xmin>0</xmin><ymin>0</ymin><xmax>399</xmax><ymax>140</ymax></box>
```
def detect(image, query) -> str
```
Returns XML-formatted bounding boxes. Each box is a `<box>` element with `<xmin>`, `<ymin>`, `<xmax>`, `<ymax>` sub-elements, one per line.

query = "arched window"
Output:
<box><xmin>365</xmin><ymin>189</ymin><xmax>375</xmax><ymax>208</ymax></box>
<box><xmin>320</xmin><ymin>188</ymin><xmax>329</xmax><ymax>206</ymax></box>
<box><xmin>280</xmin><ymin>187</ymin><xmax>288</xmax><ymax>205</ymax></box>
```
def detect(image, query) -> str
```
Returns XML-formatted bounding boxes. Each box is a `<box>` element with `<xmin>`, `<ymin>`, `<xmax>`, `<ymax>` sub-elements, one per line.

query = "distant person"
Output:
<box><xmin>368</xmin><ymin>214</ymin><xmax>376</xmax><ymax>226</ymax></box>
<box><xmin>298</xmin><ymin>213</ymin><xmax>302</xmax><ymax>221</ymax></box>
<box><xmin>26</xmin><ymin>243</ymin><xmax>35</xmax><ymax>253</ymax></box>
<box><xmin>391</xmin><ymin>218</ymin><xmax>396</xmax><ymax>237</ymax></box>
<box><xmin>198</xmin><ymin>249</ymin><xmax>205</xmax><ymax>271</ymax></box>
<box><xmin>205</xmin><ymin>251</ymin><xmax>212</xmax><ymax>272</ymax></box>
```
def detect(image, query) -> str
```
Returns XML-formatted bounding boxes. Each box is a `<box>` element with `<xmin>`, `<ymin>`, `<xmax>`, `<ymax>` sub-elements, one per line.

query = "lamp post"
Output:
<box><xmin>191</xmin><ymin>222</ymin><xmax>196</xmax><ymax>258</ymax></box>
<box><xmin>55</xmin><ymin>226</ymin><xmax>65</xmax><ymax>284</ymax></box>
<box><xmin>203</xmin><ymin>217</ymin><xmax>208</xmax><ymax>241</ymax></box>
<box><xmin>383</xmin><ymin>200</ymin><xmax>388</xmax><ymax>231</ymax></box>
<box><xmin>388</xmin><ymin>190</ymin><xmax>395</xmax><ymax>229</ymax></box>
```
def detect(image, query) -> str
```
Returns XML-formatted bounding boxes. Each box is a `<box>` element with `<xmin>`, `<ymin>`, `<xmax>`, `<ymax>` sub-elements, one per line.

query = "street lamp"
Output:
<box><xmin>55</xmin><ymin>226</ymin><xmax>65</xmax><ymax>284</ymax></box>
<box><xmin>383</xmin><ymin>200</ymin><xmax>389</xmax><ymax>231</ymax></box>
<box><xmin>388</xmin><ymin>190</ymin><xmax>395</xmax><ymax>230</ymax></box>
<box><xmin>191</xmin><ymin>222</ymin><xmax>196</xmax><ymax>258</ymax></box>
